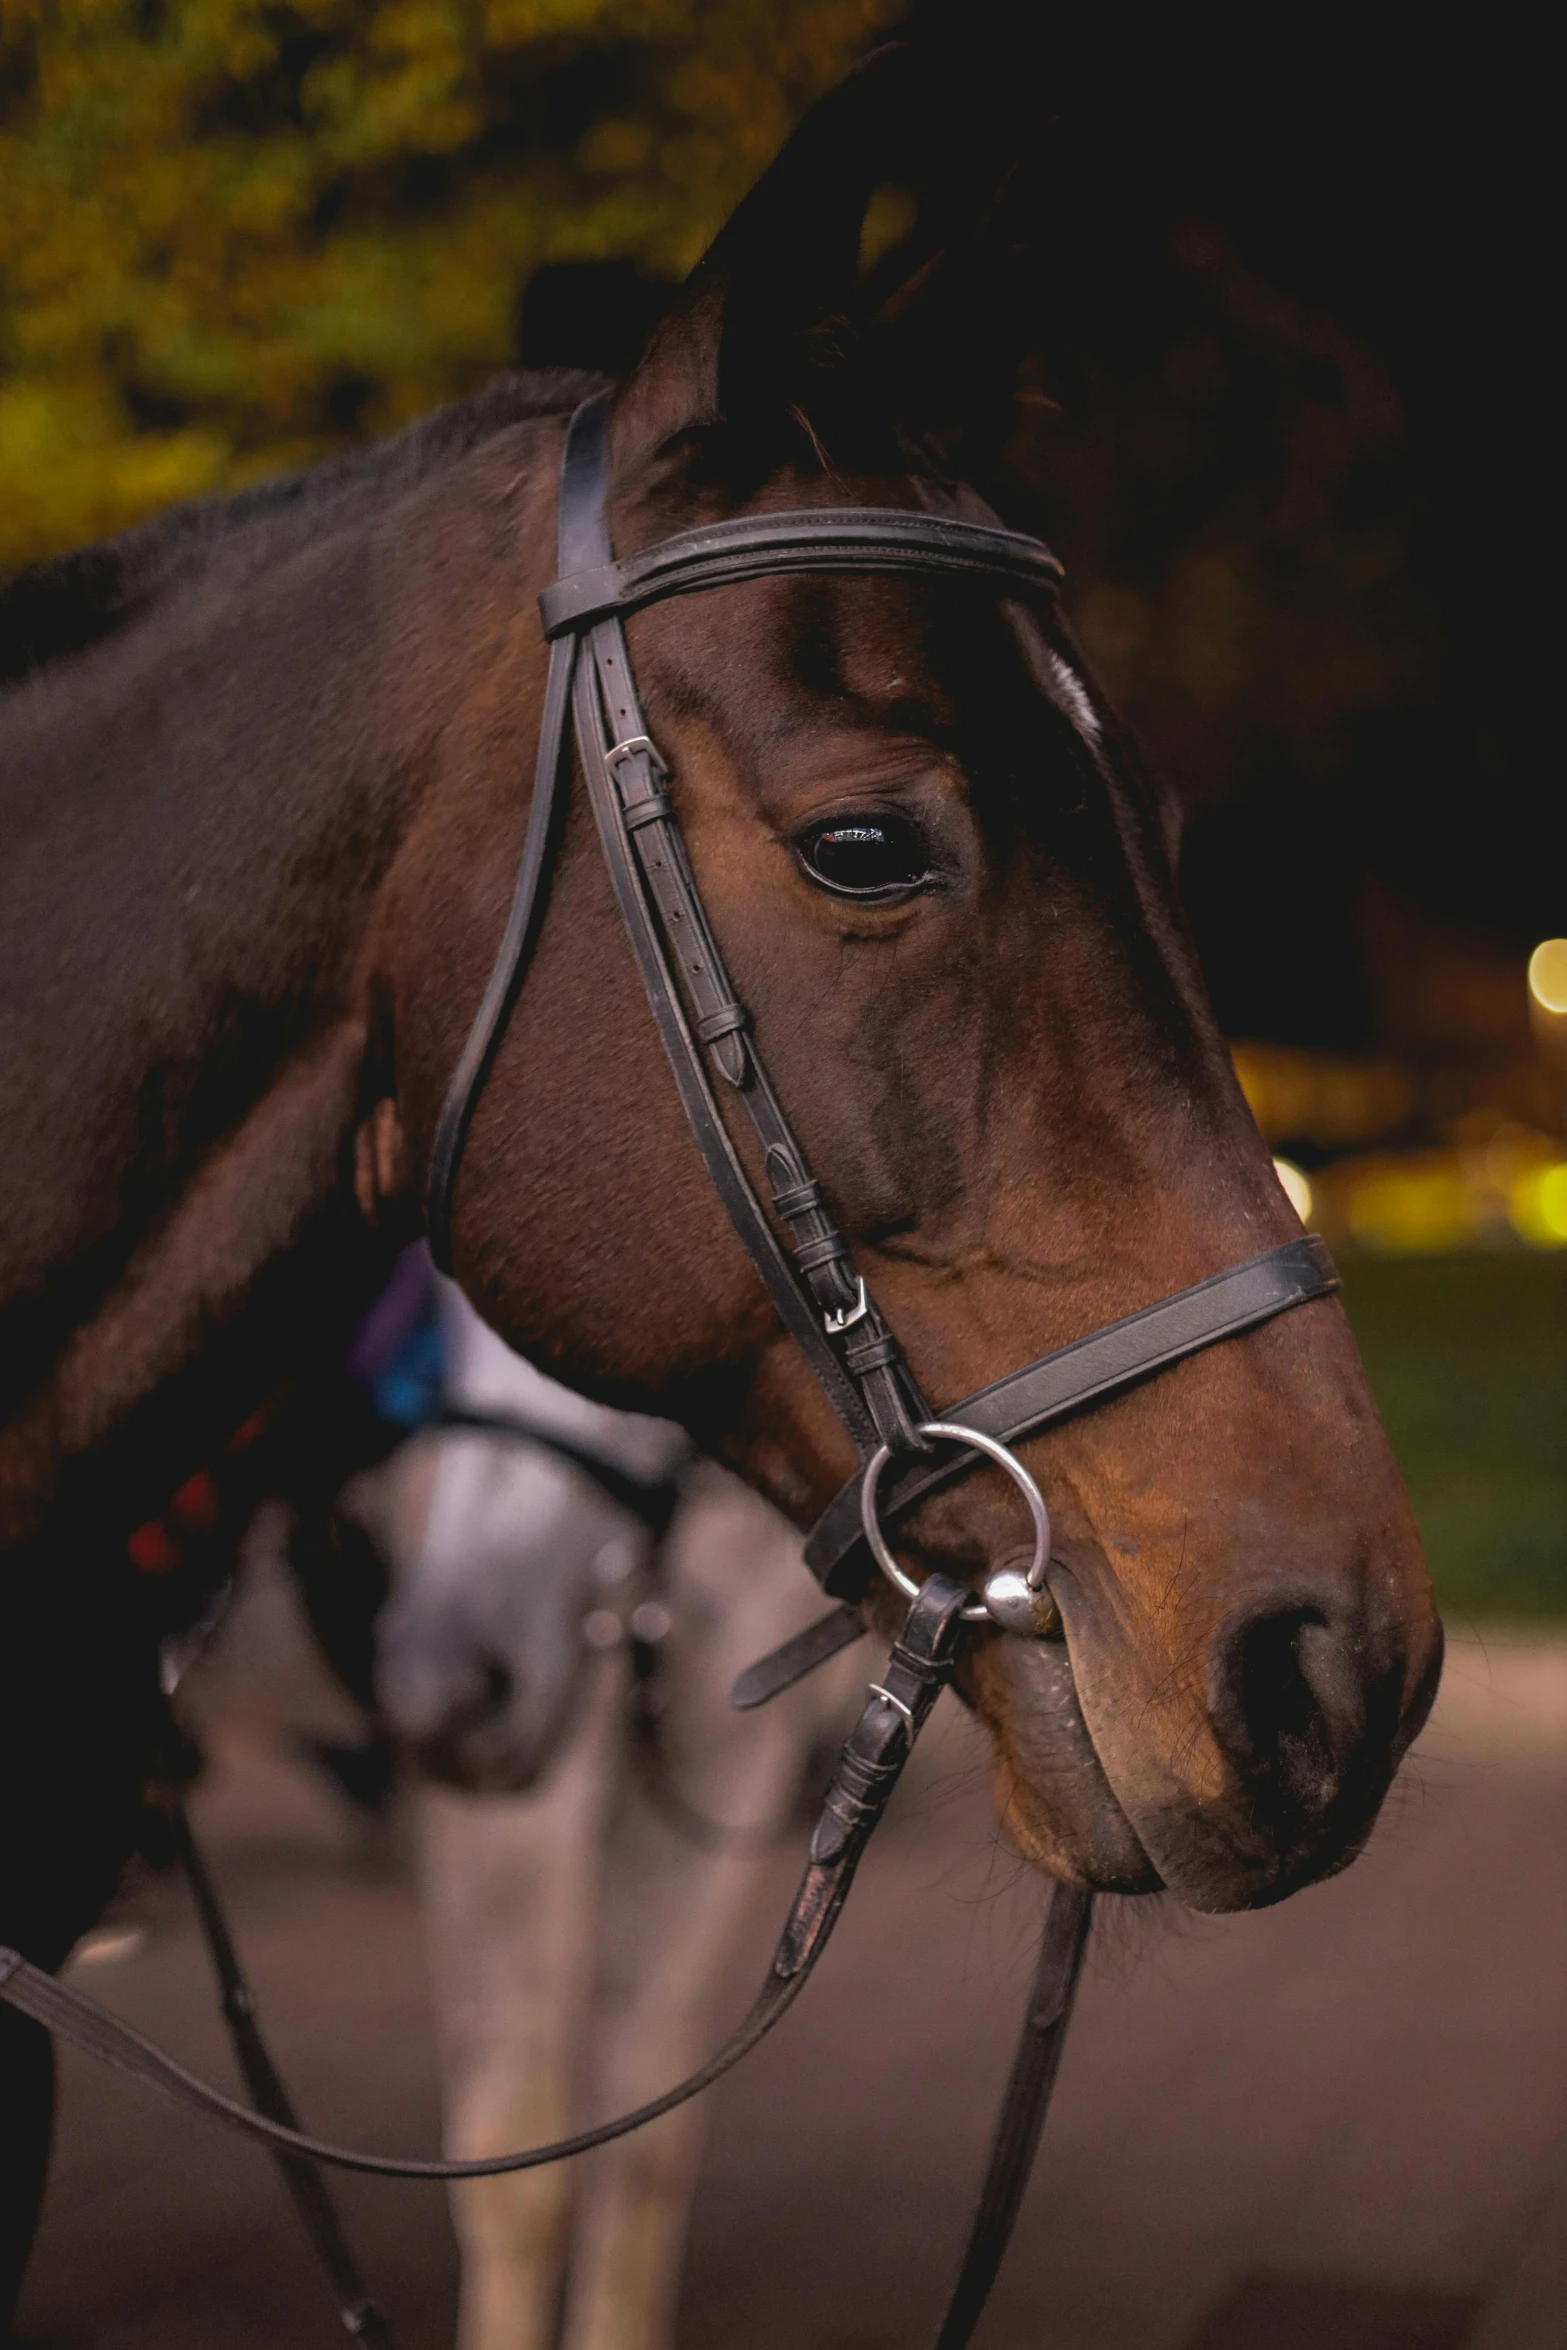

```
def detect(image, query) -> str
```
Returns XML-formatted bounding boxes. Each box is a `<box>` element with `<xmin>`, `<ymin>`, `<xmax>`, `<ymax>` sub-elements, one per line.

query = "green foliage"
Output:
<box><xmin>0</xmin><ymin>0</ymin><xmax>897</xmax><ymax>568</ymax></box>
<box><xmin>1341</xmin><ymin>1255</ymin><xmax>1567</xmax><ymax>1620</ymax></box>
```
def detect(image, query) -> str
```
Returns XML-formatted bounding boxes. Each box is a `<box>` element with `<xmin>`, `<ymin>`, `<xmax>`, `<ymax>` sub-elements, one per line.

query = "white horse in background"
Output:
<box><xmin>375</xmin><ymin>1282</ymin><xmax>859</xmax><ymax>2350</ymax></box>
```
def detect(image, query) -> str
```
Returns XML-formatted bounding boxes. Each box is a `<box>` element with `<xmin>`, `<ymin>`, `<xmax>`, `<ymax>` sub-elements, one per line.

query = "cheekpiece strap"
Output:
<box><xmin>557</xmin><ymin>392</ymin><xmax>932</xmax><ymax>1459</ymax></box>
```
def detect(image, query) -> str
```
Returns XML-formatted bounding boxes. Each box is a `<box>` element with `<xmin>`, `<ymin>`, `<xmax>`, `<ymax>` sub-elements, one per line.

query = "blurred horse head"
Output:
<box><xmin>377</xmin><ymin>1431</ymin><xmax>635</xmax><ymax>1791</ymax></box>
<box><xmin>375</xmin><ymin>1304</ymin><xmax>685</xmax><ymax>1791</ymax></box>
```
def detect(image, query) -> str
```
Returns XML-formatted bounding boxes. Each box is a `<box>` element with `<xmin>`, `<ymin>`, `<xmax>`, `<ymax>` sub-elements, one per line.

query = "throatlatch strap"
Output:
<box><xmin>425</xmin><ymin>628</ymin><xmax>576</xmax><ymax>1273</ymax></box>
<box><xmin>0</xmin><ymin>1577</ymin><xmax>970</xmax><ymax>2181</ymax></box>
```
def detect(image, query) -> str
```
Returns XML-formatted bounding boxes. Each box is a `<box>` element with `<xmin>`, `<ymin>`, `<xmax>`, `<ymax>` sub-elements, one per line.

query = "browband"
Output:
<box><xmin>539</xmin><ymin>507</ymin><xmax>1064</xmax><ymax>638</ymax></box>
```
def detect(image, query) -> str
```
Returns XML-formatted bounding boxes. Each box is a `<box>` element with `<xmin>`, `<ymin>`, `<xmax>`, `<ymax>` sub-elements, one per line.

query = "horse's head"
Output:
<box><xmin>404</xmin><ymin>47</ymin><xmax>1440</xmax><ymax>1913</ymax></box>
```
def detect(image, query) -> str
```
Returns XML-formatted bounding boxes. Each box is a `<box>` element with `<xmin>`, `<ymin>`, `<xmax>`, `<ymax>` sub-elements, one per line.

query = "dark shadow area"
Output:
<box><xmin>895</xmin><ymin>3</ymin><xmax>1555</xmax><ymax>1038</ymax></box>
<box><xmin>517</xmin><ymin>258</ymin><xmax>673</xmax><ymax>378</ymax></box>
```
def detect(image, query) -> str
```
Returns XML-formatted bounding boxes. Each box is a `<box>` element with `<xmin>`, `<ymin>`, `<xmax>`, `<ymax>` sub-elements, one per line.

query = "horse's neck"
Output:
<box><xmin>0</xmin><ymin>424</ymin><xmax>555</xmax><ymax>1538</ymax></box>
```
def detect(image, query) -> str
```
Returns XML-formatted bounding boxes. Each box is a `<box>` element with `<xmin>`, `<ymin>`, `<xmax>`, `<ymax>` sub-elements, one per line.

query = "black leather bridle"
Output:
<box><xmin>427</xmin><ymin>389</ymin><xmax>1336</xmax><ymax>1651</ymax></box>
<box><xmin>1</xmin><ymin>392</ymin><xmax>1339</xmax><ymax>2346</ymax></box>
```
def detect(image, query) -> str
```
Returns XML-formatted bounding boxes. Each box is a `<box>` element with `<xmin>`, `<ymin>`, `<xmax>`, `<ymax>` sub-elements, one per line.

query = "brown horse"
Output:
<box><xmin>0</xmin><ymin>43</ymin><xmax>1440</xmax><ymax>2319</ymax></box>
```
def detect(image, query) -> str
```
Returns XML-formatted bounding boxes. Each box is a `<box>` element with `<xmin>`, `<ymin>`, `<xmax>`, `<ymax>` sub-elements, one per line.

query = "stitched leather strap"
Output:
<box><xmin>0</xmin><ymin>1576</ymin><xmax>969</xmax><ymax>2179</ymax></box>
<box><xmin>539</xmin><ymin>507</ymin><xmax>1063</xmax><ymax>637</ymax></box>
<box><xmin>729</xmin><ymin>1240</ymin><xmax>1337</xmax><ymax>1701</ymax></box>
<box><xmin>427</xmin><ymin>394</ymin><xmax>1077</xmax><ymax>1457</ymax></box>
<box><xmin>560</xmin><ymin>395</ymin><xmax>928</xmax><ymax>1456</ymax></box>
<box><xmin>805</xmin><ymin>1235</ymin><xmax>1339</xmax><ymax>1597</ymax></box>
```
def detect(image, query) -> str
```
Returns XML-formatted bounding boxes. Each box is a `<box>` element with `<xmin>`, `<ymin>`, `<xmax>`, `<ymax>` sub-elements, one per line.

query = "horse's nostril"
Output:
<box><xmin>1213</xmin><ymin>1603</ymin><xmax>1367</xmax><ymax>1821</ymax></box>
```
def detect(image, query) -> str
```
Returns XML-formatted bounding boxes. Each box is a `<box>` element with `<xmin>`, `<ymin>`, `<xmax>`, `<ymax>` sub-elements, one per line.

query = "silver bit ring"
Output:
<box><xmin>859</xmin><ymin>1422</ymin><xmax>1052</xmax><ymax>1627</ymax></box>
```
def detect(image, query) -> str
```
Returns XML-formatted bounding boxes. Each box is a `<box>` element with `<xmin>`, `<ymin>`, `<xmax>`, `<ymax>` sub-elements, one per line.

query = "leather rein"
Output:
<box><xmin>0</xmin><ymin>392</ymin><xmax>1339</xmax><ymax>2346</ymax></box>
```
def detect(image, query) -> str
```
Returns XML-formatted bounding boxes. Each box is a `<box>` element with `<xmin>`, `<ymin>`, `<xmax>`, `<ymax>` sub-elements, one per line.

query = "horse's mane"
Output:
<box><xmin>0</xmin><ymin>368</ymin><xmax>604</xmax><ymax>687</ymax></box>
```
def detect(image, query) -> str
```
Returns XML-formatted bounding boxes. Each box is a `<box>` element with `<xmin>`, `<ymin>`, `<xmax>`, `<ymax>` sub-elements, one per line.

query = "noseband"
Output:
<box><xmin>1</xmin><ymin>392</ymin><xmax>1340</xmax><ymax>2348</ymax></box>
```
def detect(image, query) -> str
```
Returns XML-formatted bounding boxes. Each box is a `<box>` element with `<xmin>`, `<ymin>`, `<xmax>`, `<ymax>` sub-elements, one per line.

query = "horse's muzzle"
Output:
<box><xmin>1032</xmin><ymin>1546</ymin><xmax>1445</xmax><ymax>1912</ymax></box>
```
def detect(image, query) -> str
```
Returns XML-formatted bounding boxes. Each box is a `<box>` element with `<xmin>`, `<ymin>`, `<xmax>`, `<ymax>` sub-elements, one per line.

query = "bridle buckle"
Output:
<box><xmin>823</xmin><ymin>1276</ymin><xmax>869</xmax><ymax>1335</ymax></box>
<box><xmin>605</xmin><ymin>732</ymin><xmax>666</xmax><ymax>778</ymax></box>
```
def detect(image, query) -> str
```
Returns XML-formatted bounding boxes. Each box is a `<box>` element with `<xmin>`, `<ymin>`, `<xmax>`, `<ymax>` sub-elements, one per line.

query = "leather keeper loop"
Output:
<box><xmin>796</xmin><ymin>1232</ymin><xmax>851</xmax><ymax>1275</ymax></box>
<box><xmin>772</xmin><ymin>1178</ymin><xmax>824</xmax><ymax>1221</ymax></box>
<box><xmin>844</xmin><ymin>1331</ymin><xmax>900</xmax><ymax>1376</ymax></box>
<box><xmin>695</xmin><ymin>1003</ymin><xmax>748</xmax><ymax>1044</ymax></box>
<box><xmin>623</xmin><ymin>791</ymin><xmax>674</xmax><ymax>831</ymax></box>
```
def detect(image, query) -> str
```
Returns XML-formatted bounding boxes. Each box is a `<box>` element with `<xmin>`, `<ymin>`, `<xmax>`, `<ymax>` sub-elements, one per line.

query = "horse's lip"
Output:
<box><xmin>974</xmin><ymin>1577</ymin><xmax>1164</xmax><ymax>1894</ymax></box>
<box><xmin>1047</xmin><ymin>1631</ymin><xmax>1163</xmax><ymax>1881</ymax></box>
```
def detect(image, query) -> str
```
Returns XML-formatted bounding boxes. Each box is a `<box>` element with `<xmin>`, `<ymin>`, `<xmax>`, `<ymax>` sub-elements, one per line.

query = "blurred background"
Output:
<box><xmin>6</xmin><ymin>14</ymin><xmax>1563</xmax><ymax>2348</ymax></box>
<box><xmin>3</xmin><ymin>0</ymin><xmax>1559</xmax><ymax>1626</ymax></box>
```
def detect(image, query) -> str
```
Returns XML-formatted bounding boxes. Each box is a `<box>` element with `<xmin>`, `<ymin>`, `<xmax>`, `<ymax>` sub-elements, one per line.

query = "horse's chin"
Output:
<box><xmin>994</xmin><ymin>1765</ymin><xmax>1163</xmax><ymax>1896</ymax></box>
<box><xmin>978</xmin><ymin>1607</ymin><xmax>1408</xmax><ymax>1917</ymax></box>
<box><xmin>968</xmin><ymin>1636</ymin><xmax>1165</xmax><ymax>1897</ymax></box>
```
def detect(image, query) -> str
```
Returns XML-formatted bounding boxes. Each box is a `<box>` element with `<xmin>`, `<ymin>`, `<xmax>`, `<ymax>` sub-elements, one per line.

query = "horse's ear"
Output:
<box><xmin>610</xmin><ymin>41</ymin><xmax>1004</xmax><ymax>478</ymax></box>
<box><xmin>858</xmin><ymin>171</ymin><xmax>1062</xmax><ymax>519</ymax></box>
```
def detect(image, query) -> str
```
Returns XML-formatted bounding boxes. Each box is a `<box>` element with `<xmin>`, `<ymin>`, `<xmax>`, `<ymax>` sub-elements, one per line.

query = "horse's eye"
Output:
<box><xmin>795</xmin><ymin>812</ymin><xmax>931</xmax><ymax>899</ymax></box>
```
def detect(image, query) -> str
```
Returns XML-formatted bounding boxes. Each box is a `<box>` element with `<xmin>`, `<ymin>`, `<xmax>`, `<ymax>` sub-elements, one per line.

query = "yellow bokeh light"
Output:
<box><xmin>1348</xmin><ymin>1164</ymin><xmax>1471</xmax><ymax>1254</ymax></box>
<box><xmin>1510</xmin><ymin>1162</ymin><xmax>1567</xmax><ymax>1249</ymax></box>
<box><xmin>1543</xmin><ymin>1167</ymin><xmax>1567</xmax><ymax>1237</ymax></box>
<box><xmin>1273</xmin><ymin>1158</ymin><xmax>1313</xmax><ymax>1223</ymax></box>
<box><xmin>1527</xmin><ymin>938</ymin><xmax>1567</xmax><ymax>1014</ymax></box>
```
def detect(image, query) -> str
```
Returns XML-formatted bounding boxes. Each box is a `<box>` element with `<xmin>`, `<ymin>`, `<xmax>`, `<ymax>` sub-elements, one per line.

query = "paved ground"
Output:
<box><xmin>15</xmin><ymin>1623</ymin><xmax>1567</xmax><ymax>2350</ymax></box>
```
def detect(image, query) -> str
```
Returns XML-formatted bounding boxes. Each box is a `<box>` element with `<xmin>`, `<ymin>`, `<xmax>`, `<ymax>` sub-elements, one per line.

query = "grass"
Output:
<box><xmin>1339</xmin><ymin>1253</ymin><xmax>1567</xmax><ymax>1621</ymax></box>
